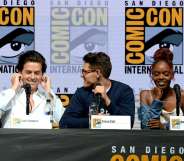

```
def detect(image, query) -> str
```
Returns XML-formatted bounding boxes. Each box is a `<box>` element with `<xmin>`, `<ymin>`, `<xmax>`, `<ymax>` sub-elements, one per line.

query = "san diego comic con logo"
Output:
<box><xmin>0</xmin><ymin>7</ymin><xmax>34</xmax><ymax>73</ymax></box>
<box><xmin>110</xmin><ymin>145</ymin><xmax>184</xmax><ymax>161</ymax></box>
<box><xmin>50</xmin><ymin>6</ymin><xmax>108</xmax><ymax>64</ymax></box>
<box><xmin>92</xmin><ymin>118</ymin><xmax>102</xmax><ymax>128</ymax></box>
<box><xmin>125</xmin><ymin>7</ymin><xmax>183</xmax><ymax>74</ymax></box>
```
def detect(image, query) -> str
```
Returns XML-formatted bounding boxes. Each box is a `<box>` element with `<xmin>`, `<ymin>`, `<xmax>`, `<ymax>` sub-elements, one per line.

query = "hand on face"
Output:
<box><xmin>20</xmin><ymin>62</ymin><xmax>43</xmax><ymax>93</ymax></box>
<box><xmin>40</xmin><ymin>74</ymin><xmax>51</xmax><ymax>93</ymax></box>
<box><xmin>11</xmin><ymin>73</ymin><xmax>23</xmax><ymax>91</ymax></box>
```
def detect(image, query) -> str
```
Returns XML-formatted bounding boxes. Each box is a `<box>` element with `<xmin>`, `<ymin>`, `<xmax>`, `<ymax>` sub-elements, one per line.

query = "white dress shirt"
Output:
<box><xmin>0</xmin><ymin>88</ymin><xmax>65</xmax><ymax>128</ymax></box>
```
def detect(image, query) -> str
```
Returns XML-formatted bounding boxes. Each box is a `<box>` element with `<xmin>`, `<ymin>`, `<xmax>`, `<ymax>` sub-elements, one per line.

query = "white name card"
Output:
<box><xmin>11</xmin><ymin>115</ymin><xmax>52</xmax><ymax>129</ymax></box>
<box><xmin>170</xmin><ymin>116</ymin><xmax>184</xmax><ymax>130</ymax></box>
<box><xmin>90</xmin><ymin>115</ymin><xmax>131</xmax><ymax>129</ymax></box>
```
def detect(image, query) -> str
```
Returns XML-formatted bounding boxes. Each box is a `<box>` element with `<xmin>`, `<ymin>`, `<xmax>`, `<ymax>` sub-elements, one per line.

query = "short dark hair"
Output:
<box><xmin>16</xmin><ymin>50</ymin><xmax>47</xmax><ymax>73</ymax></box>
<box><xmin>83</xmin><ymin>52</ymin><xmax>112</xmax><ymax>78</ymax></box>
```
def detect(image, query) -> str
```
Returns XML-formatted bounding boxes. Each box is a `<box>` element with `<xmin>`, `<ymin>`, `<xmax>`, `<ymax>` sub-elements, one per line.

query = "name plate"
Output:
<box><xmin>11</xmin><ymin>115</ymin><xmax>52</xmax><ymax>129</ymax></box>
<box><xmin>170</xmin><ymin>116</ymin><xmax>184</xmax><ymax>130</ymax></box>
<box><xmin>90</xmin><ymin>115</ymin><xmax>131</xmax><ymax>129</ymax></box>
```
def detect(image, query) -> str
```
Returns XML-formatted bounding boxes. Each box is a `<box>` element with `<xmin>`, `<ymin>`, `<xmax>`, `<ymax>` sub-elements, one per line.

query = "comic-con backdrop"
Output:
<box><xmin>0</xmin><ymin>0</ymin><xmax>183</xmax><ymax>129</ymax></box>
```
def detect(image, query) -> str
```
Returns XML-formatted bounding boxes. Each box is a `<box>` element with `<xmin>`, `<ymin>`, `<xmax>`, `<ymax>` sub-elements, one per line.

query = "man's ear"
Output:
<box><xmin>96</xmin><ymin>69</ymin><xmax>101</xmax><ymax>78</ymax></box>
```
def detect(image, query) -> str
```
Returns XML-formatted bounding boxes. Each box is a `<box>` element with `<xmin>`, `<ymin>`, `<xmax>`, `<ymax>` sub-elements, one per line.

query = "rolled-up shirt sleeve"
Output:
<box><xmin>49</xmin><ymin>90</ymin><xmax>65</xmax><ymax>123</ymax></box>
<box><xmin>0</xmin><ymin>89</ymin><xmax>16</xmax><ymax>112</ymax></box>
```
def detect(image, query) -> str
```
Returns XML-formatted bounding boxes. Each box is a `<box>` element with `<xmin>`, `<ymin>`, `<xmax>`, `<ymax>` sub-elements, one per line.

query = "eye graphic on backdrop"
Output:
<box><xmin>0</xmin><ymin>28</ymin><xmax>34</xmax><ymax>64</ymax></box>
<box><xmin>145</xmin><ymin>28</ymin><xmax>183</xmax><ymax>64</ymax></box>
<box><xmin>84</xmin><ymin>42</ymin><xmax>96</xmax><ymax>51</ymax></box>
<box><xmin>70</xmin><ymin>28</ymin><xmax>107</xmax><ymax>64</ymax></box>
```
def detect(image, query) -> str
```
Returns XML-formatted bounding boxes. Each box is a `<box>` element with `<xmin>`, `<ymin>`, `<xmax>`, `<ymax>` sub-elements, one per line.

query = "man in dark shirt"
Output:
<box><xmin>60</xmin><ymin>52</ymin><xmax>135</xmax><ymax>128</ymax></box>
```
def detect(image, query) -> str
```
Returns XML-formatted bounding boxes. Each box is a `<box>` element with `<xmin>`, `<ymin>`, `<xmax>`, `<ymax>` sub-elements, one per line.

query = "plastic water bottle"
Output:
<box><xmin>89</xmin><ymin>101</ymin><xmax>99</xmax><ymax>116</ymax></box>
<box><xmin>45</xmin><ymin>99</ymin><xmax>54</xmax><ymax>123</ymax></box>
<box><xmin>89</xmin><ymin>99</ymin><xmax>99</xmax><ymax>128</ymax></box>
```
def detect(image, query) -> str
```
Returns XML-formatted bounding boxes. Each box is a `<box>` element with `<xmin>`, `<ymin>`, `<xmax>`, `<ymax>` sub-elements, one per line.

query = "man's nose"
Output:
<box><xmin>30</xmin><ymin>73</ymin><xmax>36</xmax><ymax>79</ymax></box>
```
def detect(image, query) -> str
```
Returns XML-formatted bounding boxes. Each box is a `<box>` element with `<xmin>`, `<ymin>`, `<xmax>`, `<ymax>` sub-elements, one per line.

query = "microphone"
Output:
<box><xmin>95</xmin><ymin>83</ymin><xmax>102</xmax><ymax>106</ymax></box>
<box><xmin>89</xmin><ymin>83</ymin><xmax>102</xmax><ymax>116</ymax></box>
<box><xmin>22</xmin><ymin>83</ymin><xmax>31</xmax><ymax>115</ymax></box>
<box><xmin>173</xmin><ymin>84</ymin><xmax>181</xmax><ymax>116</ymax></box>
<box><xmin>22</xmin><ymin>83</ymin><xmax>31</xmax><ymax>95</ymax></box>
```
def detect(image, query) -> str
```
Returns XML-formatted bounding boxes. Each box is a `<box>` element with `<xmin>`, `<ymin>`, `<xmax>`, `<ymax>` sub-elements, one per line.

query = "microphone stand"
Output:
<box><xmin>23</xmin><ymin>84</ymin><xmax>31</xmax><ymax>115</ymax></box>
<box><xmin>176</xmin><ymin>98</ymin><xmax>180</xmax><ymax>116</ymax></box>
<box><xmin>26</xmin><ymin>93</ymin><xmax>30</xmax><ymax>115</ymax></box>
<box><xmin>174</xmin><ymin>84</ymin><xmax>181</xmax><ymax>116</ymax></box>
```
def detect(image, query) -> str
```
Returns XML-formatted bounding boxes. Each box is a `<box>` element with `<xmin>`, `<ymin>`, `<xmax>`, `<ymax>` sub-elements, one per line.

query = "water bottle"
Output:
<box><xmin>45</xmin><ymin>99</ymin><xmax>54</xmax><ymax>123</ymax></box>
<box><xmin>89</xmin><ymin>99</ymin><xmax>99</xmax><ymax>128</ymax></box>
<box><xmin>89</xmin><ymin>101</ymin><xmax>99</xmax><ymax>116</ymax></box>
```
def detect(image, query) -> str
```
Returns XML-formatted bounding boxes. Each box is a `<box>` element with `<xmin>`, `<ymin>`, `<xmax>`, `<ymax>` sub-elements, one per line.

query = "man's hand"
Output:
<box><xmin>11</xmin><ymin>73</ymin><xmax>23</xmax><ymax>91</ymax></box>
<box><xmin>93</xmin><ymin>84</ymin><xmax>111</xmax><ymax>107</ymax></box>
<box><xmin>40</xmin><ymin>75</ymin><xmax>51</xmax><ymax>93</ymax></box>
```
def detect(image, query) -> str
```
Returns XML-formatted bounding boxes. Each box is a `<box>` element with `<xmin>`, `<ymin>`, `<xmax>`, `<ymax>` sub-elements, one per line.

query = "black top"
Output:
<box><xmin>60</xmin><ymin>80</ymin><xmax>135</xmax><ymax>128</ymax></box>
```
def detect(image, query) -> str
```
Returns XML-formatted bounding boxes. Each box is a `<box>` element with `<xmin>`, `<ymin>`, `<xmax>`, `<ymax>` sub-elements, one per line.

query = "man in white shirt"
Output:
<box><xmin>0</xmin><ymin>50</ymin><xmax>65</xmax><ymax>128</ymax></box>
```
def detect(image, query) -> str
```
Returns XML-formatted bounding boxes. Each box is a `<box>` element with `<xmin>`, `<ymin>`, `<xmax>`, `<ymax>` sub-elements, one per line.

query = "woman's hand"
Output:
<box><xmin>148</xmin><ymin>119</ymin><xmax>164</xmax><ymax>129</ymax></box>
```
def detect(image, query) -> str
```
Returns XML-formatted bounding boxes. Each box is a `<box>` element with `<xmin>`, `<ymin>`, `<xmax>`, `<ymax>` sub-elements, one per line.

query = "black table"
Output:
<box><xmin>0</xmin><ymin>129</ymin><xmax>183</xmax><ymax>161</ymax></box>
